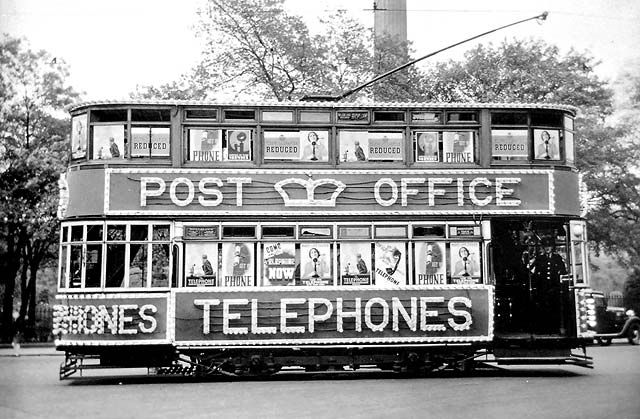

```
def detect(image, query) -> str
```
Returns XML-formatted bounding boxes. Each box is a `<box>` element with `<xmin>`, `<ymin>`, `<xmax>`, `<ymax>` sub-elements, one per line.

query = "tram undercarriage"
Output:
<box><xmin>58</xmin><ymin>339</ymin><xmax>592</xmax><ymax>380</ymax></box>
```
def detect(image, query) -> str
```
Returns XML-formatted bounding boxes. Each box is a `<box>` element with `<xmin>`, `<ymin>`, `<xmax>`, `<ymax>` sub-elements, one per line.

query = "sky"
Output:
<box><xmin>1</xmin><ymin>0</ymin><xmax>638</xmax><ymax>101</ymax></box>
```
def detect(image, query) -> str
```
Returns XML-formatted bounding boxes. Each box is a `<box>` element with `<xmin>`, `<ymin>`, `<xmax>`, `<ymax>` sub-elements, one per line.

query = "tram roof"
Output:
<box><xmin>69</xmin><ymin>100</ymin><xmax>578</xmax><ymax>116</ymax></box>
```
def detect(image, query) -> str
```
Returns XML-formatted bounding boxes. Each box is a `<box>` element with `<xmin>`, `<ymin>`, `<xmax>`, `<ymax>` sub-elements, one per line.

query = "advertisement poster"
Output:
<box><xmin>71</xmin><ymin>114</ymin><xmax>87</xmax><ymax>159</ymax></box>
<box><xmin>414</xmin><ymin>241</ymin><xmax>446</xmax><ymax>285</ymax></box>
<box><xmin>374</xmin><ymin>242</ymin><xmax>406</xmax><ymax>286</ymax></box>
<box><xmin>443</xmin><ymin>131</ymin><xmax>474</xmax><ymax>163</ymax></box>
<box><xmin>264</xmin><ymin>131</ymin><xmax>300</xmax><ymax>160</ymax></box>
<box><xmin>450</xmin><ymin>242</ymin><xmax>481</xmax><ymax>284</ymax></box>
<box><xmin>339</xmin><ymin>131</ymin><xmax>369</xmax><ymax>162</ymax></box>
<box><xmin>189</xmin><ymin>129</ymin><xmax>222</xmax><ymax>162</ymax></box>
<box><xmin>131</xmin><ymin>127</ymin><xmax>170</xmax><ymax>157</ymax></box>
<box><xmin>220</xmin><ymin>243</ymin><xmax>254</xmax><ymax>287</ymax></box>
<box><xmin>226</xmin><ymin>129</ymin><xmax>252</xmax><ymax>161</ymax></box>
<box><xmin>491</xmin><ymin>130</ymin><xmax>528</xmax><ymax>158</ymax></box>
<box><xmin>415</xmin><ymin>131</ymin><xmax>439</xmax><ymax>162</ymax></box>
<box><xmin>92</xmin><ymin>125</ymin><xmax>125</xmax><ymax>160</ymax></box>
<box><xmin>340</xmin><ymin>242</ymin><xmax>371</xmax><ymax>286</ymax></box>
<box><xmin>263</xmin><ymin>242</ymin><xmax>296</xmax><ymax>286</ymax></box>
<box><xmin>300</xmin><ymin>130</ymin><xmax>329</xmax><ymax>161</ymax></box>
<box><xmin>533</xmin><ymin>129</ymin><xmax>560</xmax><ymax>160</ymax></box>
<box><xmin>185</xmin><ymin>242</ymin><xmax>218</xmax><ymax>287</ymax></box>
<box><xmin>299</xmin><ymin>243</ymin><xmax>332</xmax><ymax>286</ymax></box>
<box><xmin>368</xmin><ymin>132</ymin><xmax>403</xmax><ymax>161</ymax></box>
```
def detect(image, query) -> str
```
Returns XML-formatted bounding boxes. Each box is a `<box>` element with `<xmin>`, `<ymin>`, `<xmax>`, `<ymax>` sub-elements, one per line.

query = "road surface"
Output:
<box><xmin>1</xmin><ymin>344</ymin><xmax>638</xmax><ymax>419</ymax></box>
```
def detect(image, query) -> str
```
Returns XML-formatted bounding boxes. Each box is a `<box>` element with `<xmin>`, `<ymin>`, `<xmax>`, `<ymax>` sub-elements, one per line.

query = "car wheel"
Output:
<box><xmin>628</xmin><ymin>324</ymin><xmax>640</xmax><ymax>345</ymax></box>
<box><xmin>597</xmin><ymin>337</ymin><xmax>612</xmax><ymax>346</ymax></box>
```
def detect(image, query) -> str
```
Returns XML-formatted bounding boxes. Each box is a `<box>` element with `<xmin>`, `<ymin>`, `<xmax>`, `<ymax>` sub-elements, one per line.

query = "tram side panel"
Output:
<box><xmin>53</xmin><ymin>287</ymin><xmax>492</xmax><ymax>349</ymax></box>
<box><xmin>173</xmin><ymin>287</ymin><xmax>493</xmax><ymax>346</ymax></box>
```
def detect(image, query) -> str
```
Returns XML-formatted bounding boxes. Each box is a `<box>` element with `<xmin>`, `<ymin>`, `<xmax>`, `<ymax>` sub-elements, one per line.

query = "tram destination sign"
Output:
<box><xmin>100</xmin><ymin>168</ymin><xmax>573</xmax><ymax>215</ymax></box>
<box><xmin>173</xmin><ymin>286</ymin><xmax>493</xmax><ymax>345</ymax></box>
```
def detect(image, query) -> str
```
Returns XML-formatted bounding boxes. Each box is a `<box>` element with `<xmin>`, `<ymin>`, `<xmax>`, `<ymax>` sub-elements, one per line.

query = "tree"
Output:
<box><xmin>419</xmin><ymin>39</ymin><xmax>613</xmax><ymax>115</ymax></box>
<box><xmin>0</xmin><ymin>35</ymin><xmax>79</xmax><ymax>342</ymax></box>
<box><xmin>132</xmin><ymin>0</ymin><xmax>414</xmax><ymax>102</ymax></box>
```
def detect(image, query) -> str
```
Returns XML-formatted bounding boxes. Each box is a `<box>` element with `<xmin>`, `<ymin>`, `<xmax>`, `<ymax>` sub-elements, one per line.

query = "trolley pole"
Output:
<box><xmin>302</xmin><ymin>11</ymin><xmax>549</xmax><ymax>102</ymax></box>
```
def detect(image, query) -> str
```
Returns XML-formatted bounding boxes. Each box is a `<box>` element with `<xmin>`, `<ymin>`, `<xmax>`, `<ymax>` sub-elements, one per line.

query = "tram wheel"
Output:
<box><xmin>628</xmin><ymin>324</ymin><xmax>640</xmax><ymax>345</ymax></box>
<box><xmin>596</xmin><ymin>337</ymin><xmax>612</xmax><ymax>346</ymax></box>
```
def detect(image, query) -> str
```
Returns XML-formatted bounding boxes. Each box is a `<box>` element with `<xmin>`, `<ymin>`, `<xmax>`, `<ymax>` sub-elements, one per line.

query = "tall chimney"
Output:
<box><xmin>374</xmin><ymin>0</ymin><xmax>407</xmax><ymax>45</ymax></box>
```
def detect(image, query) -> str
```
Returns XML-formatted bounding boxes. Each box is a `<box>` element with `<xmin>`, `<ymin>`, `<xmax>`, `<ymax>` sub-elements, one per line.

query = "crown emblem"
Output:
<box><xmin>274</xmin><ymin>178</ymin><xmax>346</xmax><ymax>207</ymax></box>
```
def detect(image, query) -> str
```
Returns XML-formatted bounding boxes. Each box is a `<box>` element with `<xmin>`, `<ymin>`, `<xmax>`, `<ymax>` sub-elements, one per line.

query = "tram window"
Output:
<box><xmin>185</xmin><ymin>108</ymin><xmax>217</xmax><ymax>120</ymax></box>
<box><xmin>223</xmin><ymin>226</ymin><xmax>256</xmax><ymax>238</ymax></box>
<box><xmin>220</xmin><ymin>242</ymin><xmax>255</xmax><ymax>287</ymax></box>
<box><xmin>69</xmin><ymin>245</ymin><xmax>82</xmax><ymax>288</ymax></box>
<box><xmin>447</xmin><ymin>112</ymin><xmax>477</xmax><ymax>123</ymax></box>
<box><xmin>338</xmin><ymin>226</ymin><xmax>371</xmax><ymax>239</ymax></box>
<box><xmin>187</xmin><ymin>128</ymin><xmax>253</xmax><ymax>162</ymax></box>
<box><xmin>413</xmin><ymin>131</ymin><xmax>441</xmax><ymax>163</ymax></box>
<box><xmin>131</xmin><ymin>225</ymin><xmax>148</xmax><ymax>241</ymax></box>
<box><xmin>413</xmin><ymin>225</ymin><xmax>445</xmax><ymax>238</ymax></box>
<box><xmin>262</xmin><ymin>110</ymin><xmax>294</xmax><ymax>122</ymax></box>
<box><xmin>564</xmin><ymin>115</ymin><xmax>574</xmax><ymax>130</ymax></box>
<box><xmin>71</xmin><ymin>225</ymin><xmax>83</xmax><ymax>242</ymax></box>
<box><xmin>262</xmin><ymin>226</ymin><xmax>295</xmax><ymax>238</ymax></box>
<box><xmin>299</xmin><ymin>243</ymin><xmax>332</xmax><ymax>286</ymax></box>
<box><xmin>106</xmin><ymin>244</ymin><xmax>125</xmax><ymax>288</ymax></box>
<box><xmin>373</xmin><ymin>242</ymin><xmax>407</xmax><ymax>286</ymax></box>
<box><xmin>531</xmin><ymin>111</ymin><xmax>563</xmax><ymax>127</ymax></box>
<box><xmin>151</xmin><ymin>244</ymin><xmax>170</xmax><ymax>287</ymax></box>
<box><xmin>263</xmin><ymin>130</ymin><xmax>329</xmax><ymax>162</ymax></box>
<box><xmin>374</xmin><ymin>226</ymin><xmax>407</xmax><ymax>238</ymax></box>
<box><xmin>442</xmin><ymin>131</ymin><xmax>475</xmax><ymax>164</ymax></box>
<box><xmin>491</xmin><ymin>130</ymin><xmax>528</xmax><ymax>161</ymax></box>
<box><xmin>59</xmin><ymin>246</ymin><xmax>68</xmax><ymax>288</ymax></box>
<box><xmin>87</xmin><ymin>224</ymin><xmax>103</xmax><ymax>241</ymax></box>
<box><xmin>92</xmin><ymin>125</ymin><xmax>127</xmax><ymax>160</ymax></box>
<box><xmin>187</xmin><ymin>129</ymin><xmax>223</xmax><ymax>162</ymax></box>
<box><xmin>338</xmin><ymin>130</ymin><xmax>404</xmax><ymax>163</ymax></box>
<box><xmin>71</xmin><ymin>114</ymin><xmax>87</xmax><ymax>160</ymax></box>
<box><xmin>373</xmin><ymin>111</ymin><xmax>405</xmax><ymax>122</ymax></box>
<box><xmin>491</xmin><ymin>112</ymin><xmax>527</xmax><ymax>125</ymax></box>
<box><xmin>414</xmin><ymin>241</ymin><xmax>447</xmax><ymax>285</ymax></box>
<box><xmin>450</xmin><ymin>242</ymin><xmax>481</xmax><ymax>284</ymax></box>
<box><xmin>565</xmin><ymin>131</ymin><xmax>575</xmax><ymax>164</ymax></box>
<box><xmin>153</xmin><ymin>225</ymin><xmax>170</xmax><ymax>241</ymax></box>
<box><xmin>262</xmin><ymin>242</ymin><xmax>297</xmax><ymax>286</ymax></box>
<box><xmin>129</xmin><ymin>243</ymin><xmax>148</xmax><ymax>288</ymax></box>
<box><xmin>131</xmin><ymin>109</ymin><xmax>170</xmax><ymax>122</ymax></box>
<box><xmin>299</xmin><ymin>226</ymin><xmax>333</xmax><ymax>239</ymax></box>
<box><xmin>533</xmin><ymin>129</ymin><xmax>561</xmax><ymax>161</ymax></box>
<box><xmin>184</xmin><ymin>242</ymin><xmax>218</xmax><ymax>287</ymax></box>
<box><xmin>85</xmin><ymin>244</ymin><xmax>102</xmax><ymax>288</ymax></box>
<box><xmin>411</xmin><ymin>111</ymin><xmax>441</xmax><ymax>124</ymax></box>
<box><xmin>225</xmin><ymin>129</ymin><xmax>252</xmax><ymax>161</ymax></box>
<box><xmin>339</xmin><ymin>242</ymin><xmax>372</xmax><ymax>286</ymax></box>
<box><xmin>60</xmin><ymin>222</ymin><xmax>173</xmax><ymax>290</ymax></box>
<box><xmin>107</xmin><ymin>225</ymin><xmax>126</xmax><ymax>241</ymax></box>
<box><xmin>131</xmin><ymin>127</ymin><xmax>170</xmax><ymax>158</ymax></box>
<box><xmin>223</xmin><ymin>109</ymin><xmax>256</xmax><ymax>120</ymax></box>
<box><xmin>299</xmin><ymin>111</ymin><xmax>331</xmax><ymax>123</ymax></box>
<box><xmin>90</xmin><ymin>109</ymin><xmax>127</xmax><ymax>123</ymax></box>
<box><xmin>449</xmin><ymin>225</ymin><xmax>481</xmax><ymax>237</ymax></box>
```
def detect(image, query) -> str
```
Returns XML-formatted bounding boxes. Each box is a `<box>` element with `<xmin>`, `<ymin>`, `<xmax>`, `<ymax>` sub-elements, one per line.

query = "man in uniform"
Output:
<box><xmin>530</xmin><ymin>237</ymin><xmax>568</xmax><ymax>334</ymax></box>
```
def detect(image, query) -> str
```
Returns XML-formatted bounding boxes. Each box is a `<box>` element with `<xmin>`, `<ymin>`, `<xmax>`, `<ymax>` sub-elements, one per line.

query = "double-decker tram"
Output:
<box><xmin>55</xmin><ymin>100</ymin><xmax>595</xmax><ymax>378</ymax></box>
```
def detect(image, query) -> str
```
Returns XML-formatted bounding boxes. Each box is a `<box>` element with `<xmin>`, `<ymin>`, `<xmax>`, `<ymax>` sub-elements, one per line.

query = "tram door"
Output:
<box><xmin>492</xmin><ymin>220</ymin><xmax>572</xmax><ymax>336</ymax></box>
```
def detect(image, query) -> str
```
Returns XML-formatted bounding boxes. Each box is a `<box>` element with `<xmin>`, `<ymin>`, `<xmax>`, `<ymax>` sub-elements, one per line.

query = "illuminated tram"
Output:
<box><xmin>55</xmin><ymin>100</ymin><xmax>595</xmax><ymax>378</ymax></box>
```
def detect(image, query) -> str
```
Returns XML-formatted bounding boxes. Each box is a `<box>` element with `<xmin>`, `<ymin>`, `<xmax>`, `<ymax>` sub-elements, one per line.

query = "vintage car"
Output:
<box><xmin>588</xmin><ymin>290</ymin><xmax>640</xmax><ymax>346</ymax></box>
